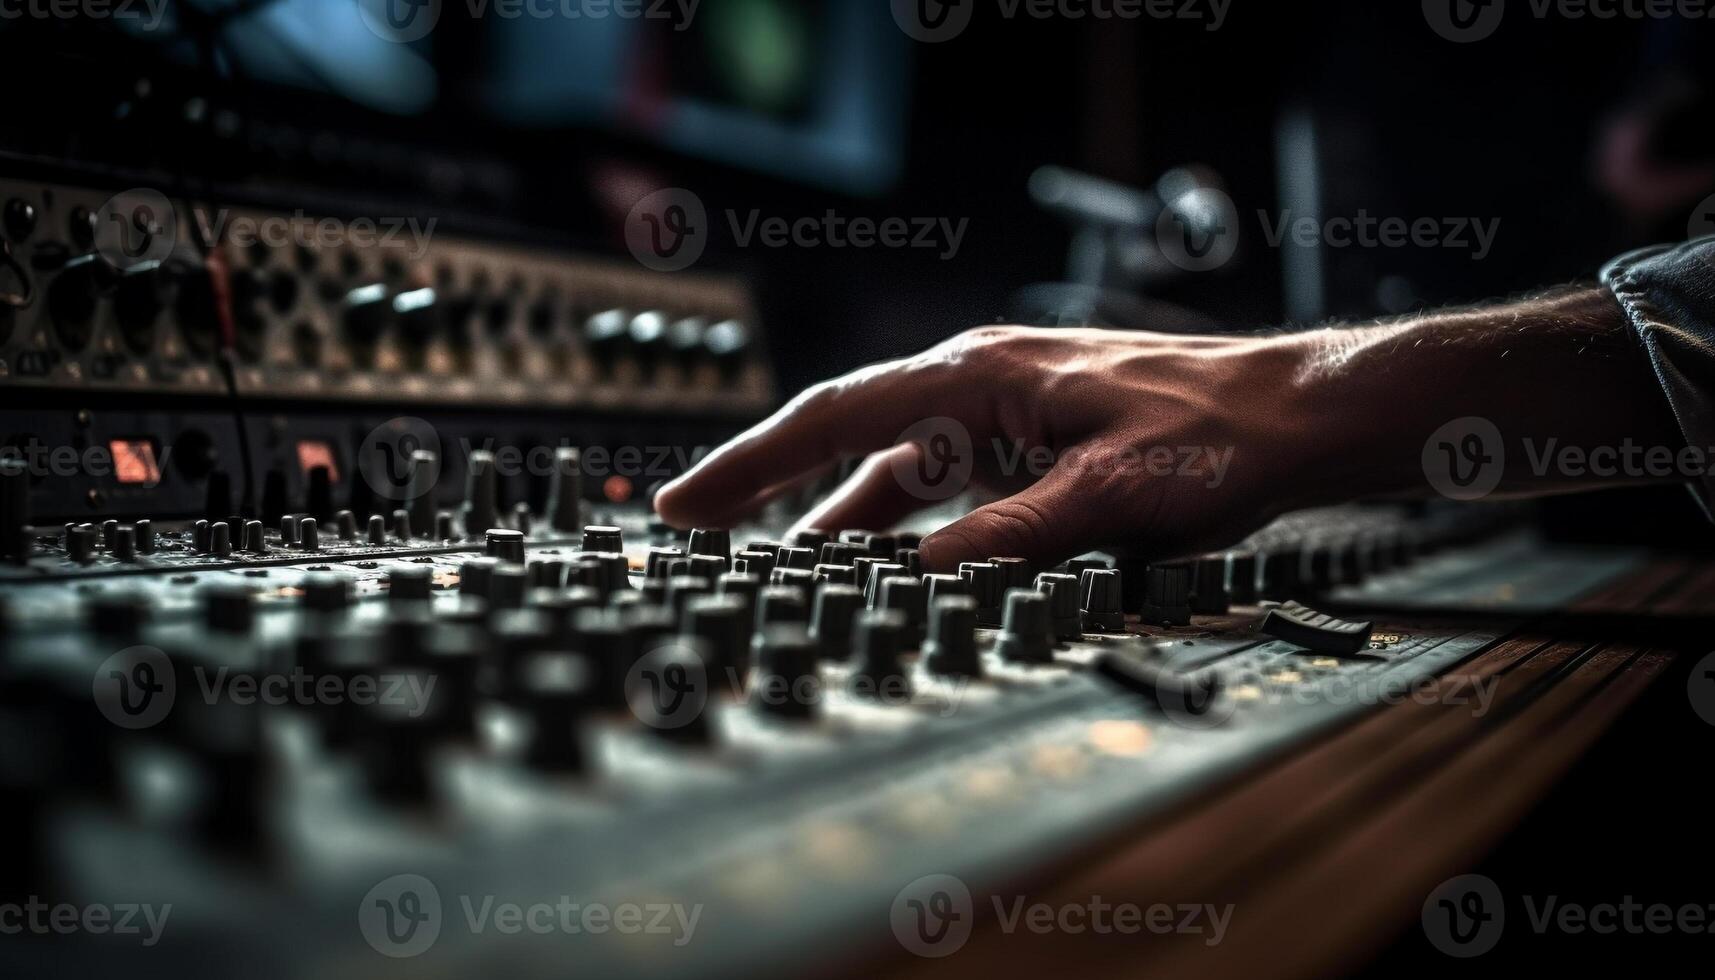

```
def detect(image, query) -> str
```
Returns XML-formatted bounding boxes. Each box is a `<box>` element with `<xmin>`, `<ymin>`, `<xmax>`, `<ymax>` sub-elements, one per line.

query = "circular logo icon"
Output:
<box><xmin>1155</xmin><ymin>186</ymin><xmax>1239</xmax><ymax>273</ymax></box>
<box><xmin>357</xmin><ymin>417</ymin><xmax>442</xmax><ymax>503</ymax></box>
<box><xmin>94</xmin><ymin>188</ymin><xmax>176</xmax><ymax>271</ymax></box>
<box><xmin>1686</xmin><ymin>652</ymin><xmax>1715</xmax><ymax>726</ymax></box>
<box><xmin>891</xmin><ymin>0</ymin><xmax>974</xmax><ymax>42</ymax></box>
<box><xmin>1157</xmin><ymin>669</ymin><xmax>1238</xmax><ymax>731</ymax></box>
<box><xmin>891</xmin><ymin>417</ymin><xmax>974</xmax><ymax>503</ymax></box>
<box><xmin>1423</xmin><ymin>0</ymin><xmax>1504</xmax><ymax>43</ymax></box>
<box><xmin>92</xmin><ymin>645</ymin><xmax>176</xmax><ymax>730</ymax></box>
<box><xmin>359</xmin><ymin>873</ymin><xmax>442</xmax><ymax>958</ymax></box>
<box><xmin>890</xmin><ymin>873</ymin><xmax>974</xmax><ymax>958</ymax></box>
<box><xmin>356</xmin><ymin>0</ymin><xmax>441</xmax><ymax>43</ymax></box>
<box><xmin>626</xmin><ymin>640</ymin><xmax>712</xmax><ymax>731</ymax></box>
<box><xmin>1421</xmin><ymin>416</ymin><xmax>1505</xmax><ymax>501</ymax></box>
<box><xmin>1689</xmin><ymin>193</ymin><xmax>1715</xmax><ymax>242</ymax></box>
<box><xmin>1421</xmin><ymin>874</ymin><xmax>1504</xmax><ymax>957</ymax></box>
<box><xmin>625</xmin><ymin>188</ymin><xmax>708</xmax><ymax>273</ymax></box>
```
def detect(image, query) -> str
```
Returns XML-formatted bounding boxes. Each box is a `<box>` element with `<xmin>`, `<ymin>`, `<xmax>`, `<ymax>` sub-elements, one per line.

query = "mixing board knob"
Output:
<box><xmin>529</xmin><ymin>558</ymin><xmax>567</xmax><ymax>589</ymax></box>
<box><xmin>683</xmin><ymin>594</ymin><xmax>751</xmax><ymax>689</ymax></box>
<box><xmin>279</xmin><ymin>513</ymin><xmax>300</xmax><ymax>546</ymax></box>
<box><xmin>405</xmin><ymin>451</ymin><xmax>439</xmax><ymax>537</ymax></box>
<box><xmin>390</xmin><ymin>508</ymin><xmax>413</xmax><ymax>541</ymax></box>
<box><xmin>814</xmin><ymin>563</ymin><xmax>856</xmax><ymax>587</ymax></box>
<box><xmin>686</xmin><ymin>527</ymin><xmax>731</xmax><ymax>561</ymax></box>
<box><xmin>809</xmin><ymin>583</ymin><xmax>864</xmax><ymax>661</ymax></box>
<box><xmin>489</xmin><ymin>563</ymin><xmax>529</xmax><ymax>609</ymax></box>
<box><xmin>204</xmin><ymin>584</ymin><xmax>256</xmax><ymax>634</ymax></box>
<box><xmin>771</xmin><ymin>567</ymin><xmax>815</xmax><ymax>592</ymax></box>
<box><xmin>790</xmin><ymin>529</ymin><xmax>829</xmax><ymax>554</ymax></box>
<box><xmin>777</xmin><ymin>546</ymin><xmax>816</xmax><ymax>571</ymax></box>
<box><xmin>1189</xmin><ymin>557</ymin><xmax>1230</xmax><ymax>615</ymax></box>
<box><xmin>1035</xmin><ymin>572</ymin><xmax>1084</xmax><ymax>640</ymax></box>
<box><xmin>818</xmin><ymin>542</ymin><xmax>865</xmax><ymax>567</ymax></box>
<box><xmin>687</xmin><ymin>554</ymin><xmax>727</xmax><ymax>580</ymax></box>
<box><xmin>851</xmin><ymin>609</ymin><xmax>908</xmax><ymax>697</ymax></box>
<box><xmin>88</xmin><ymin>592</ymin><xmax>149</xmax><ymax>640</ymax></box>
<box><xmin>329</xmin><ymin>510</ymin><xmax>355</xmax><ymax>542</ymax></box>
<box><xmin>367</xmin><ymin>514</ymin><xmax>388</xmax><ymax>545</ymax></box>
<box><xmin>924</xmin><ymin>596</ymin><xmax>982</xmax><ymax>678</ymax></box>
<box><xmin>1227</xmin><ymin>552</ymin><xmax>1259</xmax><ymax>604</ymax></box>
<box><xmin>134</xmin><ymin>519</ymin><xmax>155</xmax><ymax>554</ymax></box>
<box><xmin>756</xmin><ymin>584</ymin><xmax>809</xmax><ymax>628</ymax></box>
<box><xmin>1258</xmin><ymin>548</ymin><xmax>1303</xmax><ymax>601</ymax></box>
<box><xmin>958</xmin><ymin>562</ymin><xmax>1004</xmax><ymax>626</ymax></box>
<box><xmin>210</xmin><ymin>521</ymin><xmax>234</xmax><ymax>557</ymax></box>
<box><xmin>101</xmin><ymin>520</ymin><xmax>119</xmax><ymax>549</ymax></box>
<box><xmin>666</xmin><ymin>575</ymin><xmax>712</xmax><ymax>616</ymax></box>
<box><xmin>242</xmin><ymin>519</ymin><xmax>266</xmax><ymax>554</ymax></box>
<box><xmin>582</xmin><ymin>525</ymin><xmax>623</xmax><ymax>553</ymax></box>
<box><xmin>67</xmin><ymin>524</ymin><xmax>97</xmax><ymax>563</ymax></box>
<box><xmin>745</xmin><ymin>540</ymin><xmax>785</xmax><ymax>560</ymax></box>
<box><xmin>462</xmin><ymin>450</ymin><xmax>501</xmax><ymax>539</ymax></box>
<box><xmin>459</xmin><ymin>556</ymin><xmax>498</xmax><ymax>598</ymax></box>
<box><xmin>752</xmin><ymin>624</ymin><xmax>819</xmax><ymax>721</ymax></box>
<box><xmin>716</xmin><ymin>572</ymin><xmax>761</xmax><ymax>625</ymax></box>
<box><xmin>923</xmin><ymin>573</ymin><xmax>968</xmax><ymax>610</ymax></box>
<box><xmin>1079</xmin><ymin>568</ymin><xmax>1126</xmax><ymax>633</ymax></box>
<box><xmin>191</xmin><ymin>519</ymin><xmax>211</xmax><ymax>553</ymax></box>
<box><xmin>896</xmin><ymin>548</ymin><xmax>922</xmax><ymax>578</ymax></box>
<box><xmin>1140</xmin><ymin>562</ymin><xmax>1193</xmax><ymax>626</ymax></box>
<box><xmin>297</xmin><ymin>516</ymin><xmax>320</xmax><ymax>552</ymax></box>
<box><xmin>732</xmin><ymin>550</ymin><xmax>775</xmax><ymax>581</ymax></box>
<box><xmin>339</xmin><ymin>283</ymin><xmax>391</xmax><ymax>348</ymax></box>
<box><xmin>389</xmin><ymin>565</ymin><xmax>433</xmax><ymax>603</ymax></box>
<box><xmin>4</xmin><ymin>459</ymin><xmax>33</xmax><ymax>560</ymax></box>
<box><xmin>645</xmin><ymin>546</ymin><xmax>684</xmax><ymax>579</ymax></box>
<box><xmin>877</xmin><ymin>576</ymin><xmax>927</xmax><ymax>647</ymax></box>
<box><xmin>111</xmin><ymin>525</ymin><xmax>138</xmax><ymax>562</ymax></box>
<box><xmin>630</xmin><ymin>638</ymin><xmax>716</xmax><ymax>745</ymax></box>
<box><xmin>990</xmin><ymin>557</ymin><xmax>1034</xmax><ymax>596</ymax></box>
<box><xmin>862</xmin><ymin>562</ymin><xmax>906</xmax><ymax>606</ymax></box>
<box><xmin>569</xmin><ymin>608</ymin><xmax>632</xmax><ymax>708</ymax></box>
<box><xmin>302</xmin><ymin>573</ymin><xmax>352</xmax><ymax>613</ymax></box>
<box><xmin>433</xmin><ymin>511</ymin><xmax>454</xmax><ymax>540</ymax></box>
<box><xmin>1094</xmin><ymin>648</ymin><xmax>1223</xmax><ymax>717</ymax></box>
<box><xmin>995</xmin><ymin>590</ymin><xmax>1055</xmax><ymax>664</ymax></box>
<box><xmin>358</xmin><ymin>684</ymin><xmax>451</xmax><ymax>803</ymax></box>
<box><xmin>545</xmin><ymin>447</ymin><xmax>583</xmax><ymax>533</ymax></box>
<box><xmin>485</xmin><ymin>528</ymin><xmax>526</xmax><ymax>562</ymax></box>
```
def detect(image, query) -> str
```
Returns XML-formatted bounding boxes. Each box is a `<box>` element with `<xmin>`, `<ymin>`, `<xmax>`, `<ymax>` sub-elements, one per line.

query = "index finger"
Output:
<box><xmin>654</xmin><ymin>353</ymin><xmax>974</xmax><ymax>527</ymax></box>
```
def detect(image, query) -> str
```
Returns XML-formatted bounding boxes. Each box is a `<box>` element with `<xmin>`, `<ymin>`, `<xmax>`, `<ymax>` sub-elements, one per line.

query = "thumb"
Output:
<box><xmin>918</xmin><ymin>463</ymin><xmax>1102</xmax><ymax>573</ymax></box>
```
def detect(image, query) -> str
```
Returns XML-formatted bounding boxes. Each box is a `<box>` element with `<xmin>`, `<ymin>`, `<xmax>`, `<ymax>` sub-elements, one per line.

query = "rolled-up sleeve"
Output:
<box><xmin>1601</xmin><ymin>236</ymin><xmax>1715</xmax><ymax>512</ymax></box>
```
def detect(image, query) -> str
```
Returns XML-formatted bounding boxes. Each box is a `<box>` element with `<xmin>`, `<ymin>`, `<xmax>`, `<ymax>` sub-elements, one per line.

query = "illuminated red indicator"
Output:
<box><xmin>296</xmin><ymin>441</ymin><xmax>340</xmax><ymax>482</ymax></box>
<box><xmin>110</xmin><ymin>440</ymin><xmax>161</xmax><ymax>485</ymax></box>
<box><xmin>602</xmin><ymin>475</ymin><xmax>633</xmax><ymax>503</ymax></box>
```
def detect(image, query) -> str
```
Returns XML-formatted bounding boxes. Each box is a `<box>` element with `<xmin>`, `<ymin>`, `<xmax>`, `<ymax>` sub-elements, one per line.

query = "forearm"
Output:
<box><xmin>1282</xmin><ymin>285</ymin><xmax>1686</xmax><ymax>504</ymax></box>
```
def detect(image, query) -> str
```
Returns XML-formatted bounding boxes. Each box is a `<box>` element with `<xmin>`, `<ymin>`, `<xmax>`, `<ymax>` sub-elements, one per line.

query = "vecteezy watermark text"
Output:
<box><xmin>0</xmin><ymin>0</ymin><xmax>166</xmax><ymax>29</ymax></box>
<box><xmin>890</xmin><ymin>0</ymin><xmax>1231</xmax><ymax>43</ymax></box>
<box><xmin>0</xmin><ymin>898</ymin><xmax>171</xmax><ymax>946</ymax></box>
<box><xmin>1424</xmin><ymin>873</ymin><xmax>1715</xmax><ymax>957</ymax></box>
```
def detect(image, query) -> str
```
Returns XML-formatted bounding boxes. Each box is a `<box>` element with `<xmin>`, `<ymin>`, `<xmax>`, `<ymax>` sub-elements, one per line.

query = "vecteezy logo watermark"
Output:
<box><xmin>359</xmin><ymin>417</ymin><xmax>443</xmax><ymax>502</ymax></box>
<box><xmin>93</xmin><ymin>646</ymin><xmax>176</xmax><ymax>730</ymax></box>
<box><xmin>892</xmin><ymin>417</ymin><xmax>977</xmax><ymax>502</ymax></box>
<box><xmin>189</xmin><ymin>206</ymin><xmax>438</xmax><ymax>261</ymax></box>
<box><xmin>1422</xmin><ymin>874</ymin><xmax>1505</xmax><ymax>957</ymax></box>
<box><xmin>891</xmin><ymin>0</ymin><xmax>1230</xmax><ymax>41</ymax></box>
<box><xmin>1156</xmin><ymin>186</ymin><xmax>1239</xmax><ymax>273</ymax></box>
<box><xmin>94</xmin><ymin>188</ymin><xmax>175</xmax><ymax>270</ymax></box>
<box><xmin>890</xmin><ymin>874</ymin><xmax>1234</xmax><ymax>957</ymax></box>
<box><xmin>1687</xmin><ymin>652</ymin><xmax>1715</xmax><ymax>726</ymax></box>
<box><xmin>626</xmin><ymin>188</ymin><xmax>708</xmax><ymax>273</ymax></box>
<box><xmin>1258</xmin><ymin>210</ymin><xmax>1500</xmax><ymax>261</ymax></box>
<box><xmin>359</xmin><ymin>874</ymin><xmax>702</xmax><ymax>958</ymax></box>
<box><xmin>625</xmin><ymin>641</ymin><xmax>711</xmax><ymax>731</ymax></box>
<box><xmin>0</xmin><ymin>898</ymin><xmax>172</xmax><ymax>946</ymax></box>
<box><xmin>1422</xmin><ymin>416</ymin><xmax>1505</xmax><ymax>501</ymax></box>
<box><xmin>0</xmin><ymin>0</ymin><xmax>167</xmax><ymax>29</ymax></box>
<box><xmin>891</xmin><ymin>874</ymin><xmax>975</xmax><ymax>957</ymax></box>
<box><xmin>356</xmin><ymin>0</ymin><xmax>442</xmax><ymax>42</ymax></box>
<box><xmin>727</xmin><ymin>210</ymin><xmax>970</xmax><ymax>261</ymax></box>
<box><xmin>360</xmin><ymin>874</ymin><xmax>443</xmax><ymax>958</ymax></box>
<box><xmin>1423</xmin><ymin>0</ymin><xmax>1506</xmax><ymax>41</ymax></box>
<box><xmin>1691</xmin><ymin>193</ymin><xmax>1715</xmax><ymax>241</ymax></box>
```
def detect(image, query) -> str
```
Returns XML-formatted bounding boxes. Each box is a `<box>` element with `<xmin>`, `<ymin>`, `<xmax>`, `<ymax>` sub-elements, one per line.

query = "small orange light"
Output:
<box><xmin>603</xmin><ymin>475</ymin><xmax>632</xmax><ymax>503</ymax></box>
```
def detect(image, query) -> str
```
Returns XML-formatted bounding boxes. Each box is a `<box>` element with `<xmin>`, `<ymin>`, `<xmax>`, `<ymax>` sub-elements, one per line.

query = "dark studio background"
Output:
<box><xmin>2</xmin><ymin>2</ymin><xmax>1714</xmax><ymax>975</ymax></box>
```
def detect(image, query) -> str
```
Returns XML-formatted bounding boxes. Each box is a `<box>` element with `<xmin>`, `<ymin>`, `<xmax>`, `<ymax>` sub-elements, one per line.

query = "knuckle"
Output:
<box><xmin>971</xmin><ymin>496</ymin><xmax>1055</xmax><ymax>556</ymax></box>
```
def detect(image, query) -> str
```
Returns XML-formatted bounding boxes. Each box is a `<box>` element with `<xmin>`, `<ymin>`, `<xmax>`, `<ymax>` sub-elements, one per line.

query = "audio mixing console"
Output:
<box><xmin>0</xmin><ymin>177</ymin><xmax>1706</xmax><ymax>980</ymax></box>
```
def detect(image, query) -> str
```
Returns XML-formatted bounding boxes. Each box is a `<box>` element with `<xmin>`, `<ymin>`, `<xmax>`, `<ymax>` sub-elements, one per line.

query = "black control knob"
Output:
<box><xmin>958</xmin><ymin>562</ymin><xmax>1004</xmax><ymax>627</ymax></box>
<box><xmin>813</xmin><ymin>563</ymin><xmax>856</xmax><ymax>587</ymax></box>
<box><xmin>204</xmin><ymin>584</ymin><xmax>256</xmax><ymax>634</ymax></box>
<box><xmin>665</xmin><ymin>574</ymin><xmax>712</xmax><ymax>616</ymax></box>
<box><xmin>1227</xmin><ymin>552</ymin><xmax>1259</xmax><ymax>604</ymax></box>
<box><xmin>392</xmin><ymin>287</ymin><xmax>439</xmax><ymax>349</ymax></box>
<box><xmin>462</xmin><ymin>449</ymin><xmax>500</xmax><ymax>539</ymax></box>
<box><xmin>1079</xmin><ymin>568</ymin><xmax>1126</xmax><ymax>632</ymax></box>
<box><xmin>645</xmin><ymin>546</ymin><xmax>684</xmax><ymax>580</ymax></box>
<box><xmin>545</xmin><ymin>447</ymin><xmax>583</xmax><ymax>533</ymax></box>
<box><xmin>1140</xmin><ymin>562</ymin><xmax>1193</xmax><ymax>626</ymax></box>
<box><xmin>755</xmin><ymin>584</ymin><xmax>809</xmax><ymax>629</ymax></box>
<box><xmin>777</xmin><ymin>546</ymin><xmax>816</xmax><ymax>571</ymax></box>
<box><xmin>683</xmin><ymin>593</ymin><xmax>751</xmax><ymax>691</ymax></box>
<box><xmin>111</xmin><ymin>525</ymin><xmax>138</xmax><ymax>562</ymax></box>
<box><xmin>850</xmin><ymin>608</ymin><xmax>909</xmax><ymax>698</ymax></box>
<box><xmin>340</xmin><ymin>283</ymin><xmax>391</xmax><ymax>347</ymax></box>
<box><xmin>990</xmin><ymin>557</ymin><xmax>1034</xmax><ymax>596</ymax></box>
<box><xmin>733</xmin><ymin>549</ymin><xmax>777</xmax><ymax>581</ymax></box>
<box><xmin>389</xmin><ymin>565</ymin><xmax>433</xmax><ymax>603</ymax></box>
<box><xmin>995</xmin><ymin>591</ymin><xmax>1054</xmax><ymax>664</ymax></box>
<box><xmin>335</xmin><ymin>510</ymin><xmax>358</xmax><ymax>541</ymax></box>
<box><xmin>210</xmin><ymin>521</ymin><xmax>233</xmax><ymax>557</ymax></box>
<box><xmin>924</xmin><ymin>595</ymin><xmax>982</xmax><ymax>678</ymax></box>
<box><xmin>771</xmin><ymin>567</ymin><xmax>815</xmax><ymax>592</ymax></box>
<box><xmin>302</xmin><ymin>573</ymin><xmax>352</xmax><ymax>613</ymax></box>
<box><xmin>716</xmin><ymin>572</ymin><xmax>761</xmax><ymax>625</ymax></box>
<box><xmin>1035</xmin><ymin>572</ymin><xmax>1083</xmax><ymax>640</ymax></box>
<box><xmin>751</xmin><ymin>624</ymin><xmax>819</xmax><ymax>721</ymax></box>
<box><xmin>297</xmin><ymin>516</ymin><xmax>320</xmax><ymax>552</ymax></box>
<box><xmin>243</xmin><ymin>519</ymin><xmax>267</xmax><ymax>554</ymax></box>
<box><xmin>582</xmin><ymin>525</ymin><xmax>623</xmax><ymax>553</ymax></box>
<box><xmin>818</xmin><ymin>541</ymin><xmax>865</xmax><ymax>567</ymax></box>
<box><xmin>862</xmin><ymin>562</ymin><xmax>906</xmax><ymax>606</ymax></box>
<box><xmin>459</xmin><ymin>556</ymin><xmax>499</xmax><ymax>598</ymax></box>
<box><xmin>629</xmin><ymin>637</ymin><xmax>716</xmax><ymax>745</ymax></box>
<box><xmin>1258</xmin><ymin>548</ymin><xmax>1303</xmax><ymax>601</ymax></box>
<box><xmin>517</xmin><ymin>653</ymin><xmax>592</xmax><ymax>772</ymax></box>
<box><xmin>489</xmin><ymin>562</ymin><xmax>529</xmax><ymax>609</ymax></box>
<box><xmin>809</xmin><ymin>583</ymin><xmax>864</xmax><ymax>662</ymax></box>
<box><xmin>790</xmin><ymin>528</ymin><xmax>830</xmax><ymax>554</ymax></box>
<box><xmin>876</xmin><ymin>576</ymin><xmax>927</xmax><ymax>647</ymax></box>
<box><xmin>367</xmin><ymin>514</ymin><xmax>388</xmax><ymax>545</ymax></box>
<box><xmin>88</xmin><ymin>592</ymin><xmax>149</xmax><ymax>640</ymax></box>
<box><xmin>405</xmin><ymin>450</ymin><xmax>438</xmax><ymax>538</ymax></box>
<box><xmin>47</xmin><ymin>253</ymin><xmax>108</xmax><ymax>351</ymax></box>
<box><xmin>1189</xmin><ymin>556</ymin><xmax>1230</xmax><ymax>615</ymax></box>
<box><xmin>485</xmin><ymin>528</ymin><xmax>525</xmax><ymax>563</ymax></box>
